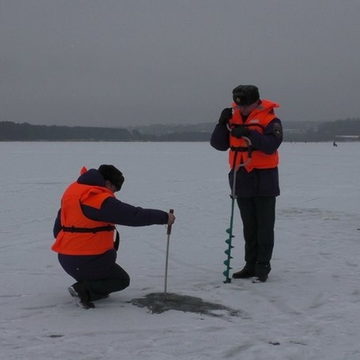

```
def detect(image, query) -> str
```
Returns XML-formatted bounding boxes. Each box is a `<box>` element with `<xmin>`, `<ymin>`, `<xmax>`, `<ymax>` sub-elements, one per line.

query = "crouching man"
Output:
<box><xmin>52</xmin><ymin>164</ymin><xmax>175</xmax><ymax>308</ymax></box>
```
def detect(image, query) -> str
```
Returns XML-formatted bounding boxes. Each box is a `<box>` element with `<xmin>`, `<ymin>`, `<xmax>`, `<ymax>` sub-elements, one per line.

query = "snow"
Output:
<box><xmin>0</xmin><ymin>141</ymin><xmax>359</xmax><ymax>360</ymax></box>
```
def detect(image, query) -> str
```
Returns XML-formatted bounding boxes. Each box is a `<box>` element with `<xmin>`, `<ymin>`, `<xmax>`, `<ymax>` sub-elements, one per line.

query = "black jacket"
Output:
<box><xmin>210</xmin><ymin>118</ymin><xmax>282</xmax><ymax>197</ymax></box>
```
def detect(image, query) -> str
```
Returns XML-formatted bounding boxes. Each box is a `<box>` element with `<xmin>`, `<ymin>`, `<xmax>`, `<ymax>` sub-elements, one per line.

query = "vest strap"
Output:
<box><xmin>61</xmin><ymin>225</ymin><xmax>115</xmax><ymax>234</ymax></box>
<box><xmin>230</xmin><ymin>146</ymin><xmax>251</xmax><ymax>152</ymax></box>
<box><xmin>231</xmin><ymin>123</ymin><xmax>265</xmax><ymax>130</ymax></box>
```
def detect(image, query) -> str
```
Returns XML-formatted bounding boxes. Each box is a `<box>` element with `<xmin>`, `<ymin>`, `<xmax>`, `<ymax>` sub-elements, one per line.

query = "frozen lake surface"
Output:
<box><xmin>0</xmin><ymin>141</ymin><xmax>359</xmax><ymax>360</ymax></box>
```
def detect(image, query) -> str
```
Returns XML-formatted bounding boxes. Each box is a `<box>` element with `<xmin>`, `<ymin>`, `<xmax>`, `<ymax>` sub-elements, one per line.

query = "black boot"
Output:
<box><xmin>68</xmin><ymin>282</ymin><xmax>95</xmax><ymax>309</ymax></box>
<box><xmin>232</xmin><ymin>265</ymin><xmax>255</xmax><ymax>279</ymax></box>
<box><xmin>254</xmin><ymin>263</ymin><xmax>271</xmax><ymax>283</ymax></box>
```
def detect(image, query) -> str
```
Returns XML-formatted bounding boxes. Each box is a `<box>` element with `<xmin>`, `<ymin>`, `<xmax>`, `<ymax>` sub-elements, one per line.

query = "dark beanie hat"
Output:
<box><xmin>98</xmin><ymin>164</ymin><xmax>124</xmax><ymax>191</ymax></box>
<box><xmin>232</xmin><ymin>85</ymin><xmax>260</xmax><ymax>106</ymax></box>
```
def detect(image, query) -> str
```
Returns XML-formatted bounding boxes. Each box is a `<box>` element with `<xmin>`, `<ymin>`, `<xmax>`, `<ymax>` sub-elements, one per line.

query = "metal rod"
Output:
<box><xmin>164</xmin><ymin>209</ymin><xmax>174</xmax><ymax>294</ymax></box>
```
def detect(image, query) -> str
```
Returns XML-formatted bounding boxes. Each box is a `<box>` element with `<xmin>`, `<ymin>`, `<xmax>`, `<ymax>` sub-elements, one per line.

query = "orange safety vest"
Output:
<box><xmin>229</xmin><ymin>99</ymin><xmax>280</xmax><ymax>172</ymax></box>
<box><xmin>51</xmin><ymin>181</ymin><xmax>116</xmax><ymax>255</ymax></box>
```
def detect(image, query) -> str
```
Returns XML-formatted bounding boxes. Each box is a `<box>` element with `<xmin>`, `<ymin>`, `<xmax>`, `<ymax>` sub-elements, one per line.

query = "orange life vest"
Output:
<box><xmin>229</xmin><ymin>99</ymin><xmax>280</xmax><ymax>172</ymax></box>
<box><xmin>51</xmin><ymin>181</ymin><xmax>116</xmax><ymax>255</ymax></box>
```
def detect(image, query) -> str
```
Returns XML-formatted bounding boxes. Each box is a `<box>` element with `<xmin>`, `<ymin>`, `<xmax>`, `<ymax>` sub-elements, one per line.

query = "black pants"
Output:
<box><xmin>237</xmin><ymin>196</ymin><xmax>276</xmax><ymax>274</ymax></box>
<box><xmin>58</xmin><ymin>249</ymin><xmax>130</xmax><ymax>301</ymax></box>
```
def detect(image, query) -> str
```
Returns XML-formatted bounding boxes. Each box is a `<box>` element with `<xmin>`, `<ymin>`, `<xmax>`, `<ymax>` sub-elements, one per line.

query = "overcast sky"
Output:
<box><xmin>1</xmin><ymin>0</ymin><xmax>360</xmax><ymax>127</ymax></box>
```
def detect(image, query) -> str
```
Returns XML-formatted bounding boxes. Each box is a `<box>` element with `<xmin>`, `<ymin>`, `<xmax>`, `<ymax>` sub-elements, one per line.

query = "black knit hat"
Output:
<box><xmin>232</xmin><ymin>85</ymin><xmax>260</xmax><ymax>106</ymax></box>
<box><xmin>98</xmin><ymin>164</ymin><xmax>124</xmax><ymax>191</ymax></box>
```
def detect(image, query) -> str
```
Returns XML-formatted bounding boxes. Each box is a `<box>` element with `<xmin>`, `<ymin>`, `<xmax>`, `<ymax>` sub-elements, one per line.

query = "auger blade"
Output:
<box><xmin>224</xmin><ymin>249</ymin><xmax>234</xmax><ymax>256</ymax></box>
<box><xmin>223</xmin><ymin>260</ymin><xmax>233</xmax><ymax>267</ymax></box>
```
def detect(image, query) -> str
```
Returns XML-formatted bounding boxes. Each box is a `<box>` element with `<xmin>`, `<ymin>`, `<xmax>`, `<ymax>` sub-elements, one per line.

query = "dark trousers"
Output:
<box><xmin>58</xmin><ymin>249</ymin><xmax>130</xmax><ymax>301</ymax></box>
<box><xmin>237</xmin><ymin>196</ymin><xmax>276</xmax><ymax>274</ymax></box>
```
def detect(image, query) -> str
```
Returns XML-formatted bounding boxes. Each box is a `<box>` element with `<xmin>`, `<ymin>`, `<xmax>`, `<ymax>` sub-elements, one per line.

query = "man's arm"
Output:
<box><xmin>210</xmin><ymin>123</ymin><xmax>230</xmax><ymax>151</ymax></box>
<box><xmin>246</xmin><ymin>119</ymin><xmax>283</xmax><ymax>154</ymax></box>
<box><xmin>82</xmin><ymin>198</ymin><xmax>169</xmax><ymax>226</ymax></box>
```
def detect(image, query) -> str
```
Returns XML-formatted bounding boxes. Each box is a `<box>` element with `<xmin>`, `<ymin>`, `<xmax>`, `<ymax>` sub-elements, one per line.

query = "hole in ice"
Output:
<box><xmin>130</xmin><ymin>292</ymin><xmax>241</xmax><ymax>317</ymax></box>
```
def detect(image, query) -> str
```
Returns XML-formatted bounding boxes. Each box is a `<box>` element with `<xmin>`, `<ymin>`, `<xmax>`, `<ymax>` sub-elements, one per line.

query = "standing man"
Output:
<box><xmin>210</xmin><ymin>85</ymin><xmax>282</xmax><ymax>282</ymax></box>
<box><xmin>52</xmin><ymin>164</ymin><xmax>175</xmax><ymax>308</ymax></box>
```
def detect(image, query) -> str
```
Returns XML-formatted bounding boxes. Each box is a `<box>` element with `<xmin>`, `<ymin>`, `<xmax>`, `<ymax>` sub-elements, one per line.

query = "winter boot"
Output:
<box><xmin>232</xmin><ymin>265</ymin><xmax>255</xmax><ymax>279</ymax></box>
<box><xmin>68</xmin><ymin>282</ymin><xmax>95</xmax><ymax>309</ymax></box>
<box><xmin>253</xmin><ymin>263</ymin><xmax>271</xmax><ymax>283</ymax></box>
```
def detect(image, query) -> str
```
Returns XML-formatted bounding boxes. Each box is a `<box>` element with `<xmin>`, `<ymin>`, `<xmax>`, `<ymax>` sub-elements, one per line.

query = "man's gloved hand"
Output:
<box><xmin>218</xmin><ymin>108</ymin><xmax>232</xmax><ymax>125</ymax></box>
<box><xmin>167</xmin><ymin>211</ymin><xmax>176</xmax><ymax>226</ymax></box>
<box><xmin>231</xmin><ymin>126</ymin><xmax>250</xmax><ymax>138</ymax></box>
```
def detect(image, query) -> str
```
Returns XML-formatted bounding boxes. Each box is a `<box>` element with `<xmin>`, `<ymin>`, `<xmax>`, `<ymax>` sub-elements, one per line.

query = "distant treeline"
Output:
<box><xmin>285</xmin><ymin>118</ymin><xmax>360</xmax><ymax>142</ymax></box>
<box><xmin>0</xmin><ymin>121</ymin><xmax>210</xmax><ymax>141</ymax></box>
<box><xmin>0</xmin><ymin>121</ymin><xmax>133</xmax><ymax>141</ymax></box>
<box><xmin>0</xmin><ymin>118</ymin><xmax>359</xmax><ymax>142</ymax></box>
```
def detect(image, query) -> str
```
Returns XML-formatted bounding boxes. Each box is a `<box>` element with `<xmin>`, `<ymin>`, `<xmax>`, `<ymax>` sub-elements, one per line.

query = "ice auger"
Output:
<box><xmin>223</xmin><ymin>154</ymin><xmax>238</xmax><ymax>283</ymax></box>
<box><xmin>223</xmin><ymin>187</ymin><xmax>236</xmax><ymax>283</ymax></box>
<box><xmin>223</xmin><ymin>137</ymin><xmax>252</xmax><ymax>283</ymax></box>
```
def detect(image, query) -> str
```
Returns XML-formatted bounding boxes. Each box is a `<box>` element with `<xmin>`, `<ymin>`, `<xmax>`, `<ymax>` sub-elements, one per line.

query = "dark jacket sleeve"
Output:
<box><xmin>246</xmin><ymin>118</ymin><xmax>283</xmax><ymax>154</ymax></box>
<box><xmin>81</xmin><ymin>197</ymin><xmax>169</xmax><ymax>226</ymax></box>
<box><xmin>210</xmin><ymin>124</ymin><xmax>230</xmax><ymax>151</ymax></box>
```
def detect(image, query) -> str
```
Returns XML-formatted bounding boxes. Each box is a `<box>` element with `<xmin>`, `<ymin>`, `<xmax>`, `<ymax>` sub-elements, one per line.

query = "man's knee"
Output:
<box><xmin>115</xmin><ymin>271</ymin><xmax>130</xmax><ymax>291</ymax></box>
<box><xmin>122</xmin><ymin>273</ymin><xmax>130</xmax><ymax>289</ymax></box>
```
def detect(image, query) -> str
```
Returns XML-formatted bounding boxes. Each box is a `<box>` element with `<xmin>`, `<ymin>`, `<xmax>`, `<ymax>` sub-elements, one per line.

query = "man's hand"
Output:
<box><xmin>231</xmin><ymin>126</ymin><xmax>250</xmax><ymax>138</ymax></box>
<box><xmin>167</xmin><ymin>212</ymin><xmax>176</xmax><ymax>225</ymax></box>
<box><xmin>218</xmin><ymin>108</ymin><xmax>232</xmax><ymax>125</ymax></box>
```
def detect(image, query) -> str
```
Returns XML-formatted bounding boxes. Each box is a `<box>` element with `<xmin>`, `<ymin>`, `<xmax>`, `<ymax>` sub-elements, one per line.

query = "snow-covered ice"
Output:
<box><xmin>0</xmin><ymin>141</ymin><xmax>359</xmax><ymax>360</ymax></box>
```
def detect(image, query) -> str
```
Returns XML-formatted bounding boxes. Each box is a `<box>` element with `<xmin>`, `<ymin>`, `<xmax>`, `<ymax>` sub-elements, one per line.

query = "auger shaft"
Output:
<box><xmin>223</xmin><ymin>136</ymin><xmax>253</xmax><ymax>283</ymax></box>
<box><xmin>223</xmin><ymin>151</ymin><xmax>239</xmax><ymax>283</ymax></box>
<box><xmin>223</xmin><ymin>196</ymin><xmax>236</xmax><ymax>283</ymax></box>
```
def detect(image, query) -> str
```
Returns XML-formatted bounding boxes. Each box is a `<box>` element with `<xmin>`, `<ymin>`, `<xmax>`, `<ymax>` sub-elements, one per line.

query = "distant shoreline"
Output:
<box><xmin>1</xmin><ymin>119</ymin><xmax>359</xmax><ymax>142</ymax></box>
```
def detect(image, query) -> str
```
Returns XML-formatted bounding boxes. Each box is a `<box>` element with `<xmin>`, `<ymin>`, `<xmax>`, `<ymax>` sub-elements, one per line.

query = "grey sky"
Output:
<box><xmin>1</xmin><ymin>0</ymin><xmax>360</xmax><ymax>127</ymax></box>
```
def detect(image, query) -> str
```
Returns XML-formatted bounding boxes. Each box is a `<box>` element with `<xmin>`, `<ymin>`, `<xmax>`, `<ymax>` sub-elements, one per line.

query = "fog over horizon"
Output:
<box><xmin>1</xmin><ymin>1</ymin><xmax>360</xmax><ymax>127</ymax></box>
